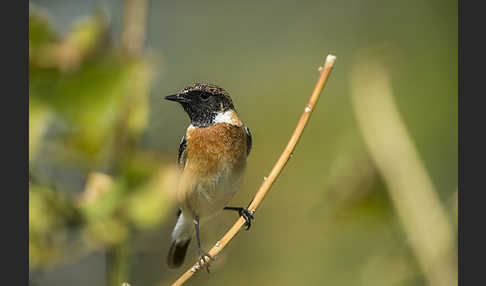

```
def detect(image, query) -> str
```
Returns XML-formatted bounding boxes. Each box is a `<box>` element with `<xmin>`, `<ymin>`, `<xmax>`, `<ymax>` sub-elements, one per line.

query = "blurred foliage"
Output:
<box><xmin>28</xmin><ymin>4</ymin><xmax>177</xmax><ymax>277</ymax></box>
<box><xmin>29</xmin><ymin>7</ymin><xmax>152</xmax><ymax>161</ymax></box>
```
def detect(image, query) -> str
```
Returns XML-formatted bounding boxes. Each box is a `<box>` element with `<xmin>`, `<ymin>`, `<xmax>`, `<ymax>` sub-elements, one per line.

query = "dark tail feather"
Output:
<box><xmin>167</xmin><ymin>239</ymin><xmax>191</xmax><ymax>268</ymax></box>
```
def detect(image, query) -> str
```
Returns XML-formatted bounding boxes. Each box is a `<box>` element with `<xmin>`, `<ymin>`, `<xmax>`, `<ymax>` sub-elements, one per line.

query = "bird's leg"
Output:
<box><xmin>223</xmin><ymin>207</ymin><xmax>255</xmax><ymax>230</ymax></box>
<box><xmin>193</xmin><ymin>216</ymin><xmax>213</xmax><ymax>273</ymax></box>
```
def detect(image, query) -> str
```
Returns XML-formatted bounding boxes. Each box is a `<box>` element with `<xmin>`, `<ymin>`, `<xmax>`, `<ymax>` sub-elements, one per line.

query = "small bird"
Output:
<box><xmin>165</xmin><ymin>83</ymin><xmax>253</xmax><ymax>272</ymax></box>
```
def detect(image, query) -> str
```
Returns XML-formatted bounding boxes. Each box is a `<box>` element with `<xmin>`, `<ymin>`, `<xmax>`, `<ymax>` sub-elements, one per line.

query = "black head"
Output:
<box><xmin>165</xmin><ymin>83</ymin><xmax>235</xmax><ymax>127</ymax></box>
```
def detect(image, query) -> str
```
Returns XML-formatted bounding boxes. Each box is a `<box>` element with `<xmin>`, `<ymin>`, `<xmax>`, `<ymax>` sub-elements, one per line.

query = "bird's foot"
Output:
<box><xmin>224</xmin><ymin>207</ymin><xmax>255</xmax><ymax>230</ymax></box>
<box><xmin>197</xmin><ymin>252</ymin><xmax>213</xmax><ymax>273</ymax></box>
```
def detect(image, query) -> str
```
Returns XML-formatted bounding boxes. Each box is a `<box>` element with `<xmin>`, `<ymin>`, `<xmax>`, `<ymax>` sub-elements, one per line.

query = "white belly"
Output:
<box><xmin>179</xmin><ymin>166</ymin><xmax>245</xmax><ymax>220</ymax></box>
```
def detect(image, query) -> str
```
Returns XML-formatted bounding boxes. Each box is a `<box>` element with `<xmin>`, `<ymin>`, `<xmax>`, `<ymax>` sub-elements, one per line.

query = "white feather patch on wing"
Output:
<box><xmin>171</xmin><ymin>212</ymin><xmax>193</xmax><ymax>242</ymax></box>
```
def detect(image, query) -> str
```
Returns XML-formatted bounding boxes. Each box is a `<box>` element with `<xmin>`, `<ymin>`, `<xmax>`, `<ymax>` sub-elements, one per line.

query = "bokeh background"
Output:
<box><xmin>29</xmin><ymin>0</ymin><xmax>458</xmax><ymax>286</ymax></box>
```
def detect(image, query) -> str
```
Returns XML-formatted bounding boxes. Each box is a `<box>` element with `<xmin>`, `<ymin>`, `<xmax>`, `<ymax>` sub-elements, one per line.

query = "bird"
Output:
<box><xmin>165</xmin><ymin>83</ymin><xmax>253</xmax><ymax>272</ymax></box>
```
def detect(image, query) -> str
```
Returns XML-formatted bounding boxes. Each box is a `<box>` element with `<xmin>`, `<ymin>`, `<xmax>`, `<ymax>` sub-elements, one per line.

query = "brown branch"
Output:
<box><xmin>170</xmin><ymin>55</ymin><xmax>337</xmax><ymax>286</ymax></box>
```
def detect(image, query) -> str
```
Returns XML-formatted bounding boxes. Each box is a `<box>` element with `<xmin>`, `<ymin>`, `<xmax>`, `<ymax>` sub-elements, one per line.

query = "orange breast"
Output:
<box><xmin>185</xmin><ymin>123</ymin><xmax>248</xmax><ymax>178</ymax></box>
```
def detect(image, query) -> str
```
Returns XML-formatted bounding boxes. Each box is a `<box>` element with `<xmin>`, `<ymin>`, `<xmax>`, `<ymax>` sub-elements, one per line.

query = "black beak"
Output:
<box><xmin>165</xmin><ymin>94</ymin><xmax>185</xmax><ymax>102</ymax></box>
<box><xmin>165</xmin><ymin>94</ymin><xmax>181</xmax><ymax>101</ymax></box>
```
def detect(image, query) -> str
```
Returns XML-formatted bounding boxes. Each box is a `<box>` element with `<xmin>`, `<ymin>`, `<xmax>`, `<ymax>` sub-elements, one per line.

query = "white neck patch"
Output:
<box><xmin>187</xmin><ymin>110</ymin><xmax>242</xmax><ymax>131</ymax></box>
<box><xmin>213</xmin><ymin>110</ymin><xmax>242</xmax><ymax>126</ymax></box>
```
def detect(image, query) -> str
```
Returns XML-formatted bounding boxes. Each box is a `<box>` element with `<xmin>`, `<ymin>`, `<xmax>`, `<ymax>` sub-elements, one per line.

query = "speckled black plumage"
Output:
<box><xmin>167</xmin><ymin>83</ymin><xmax>235</xmax><ymax>127</ymax></box>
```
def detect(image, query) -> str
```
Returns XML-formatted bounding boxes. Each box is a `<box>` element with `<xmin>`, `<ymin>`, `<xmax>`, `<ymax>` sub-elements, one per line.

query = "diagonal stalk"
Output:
<box><xmin>170</xmin><ymin>54</ymin><xmax>337</xmax><ymax>286</ymax></box>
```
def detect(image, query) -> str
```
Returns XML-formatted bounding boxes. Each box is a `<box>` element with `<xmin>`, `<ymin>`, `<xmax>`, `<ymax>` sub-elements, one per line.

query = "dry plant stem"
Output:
<box><xmin>350</xmin><ymin>61</ymin><xmax>457</xmax><ymax>286</ymax></box>
<box><xmin>170</xmin><ymin>55</ymin><xmax>337</xmax><ymax>286</ymax></box>
<box><xmin>122</xmin><ymin>0</ymin><xmax>148</xmax><ymax>56</ymax></box>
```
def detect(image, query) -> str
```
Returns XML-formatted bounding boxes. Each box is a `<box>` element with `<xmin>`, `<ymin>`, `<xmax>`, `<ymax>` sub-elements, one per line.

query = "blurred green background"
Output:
<box><xmin>28</xmin><ymin>0</ymin><xmax>457</xmax><ymax>286</ymax></box>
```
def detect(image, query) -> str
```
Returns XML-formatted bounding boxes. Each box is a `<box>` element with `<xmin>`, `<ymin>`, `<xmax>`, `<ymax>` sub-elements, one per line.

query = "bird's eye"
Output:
<box><xmin>200</xmin><ymin>92</ymin><xmax>211</xmax><ymax>100</ymax></box>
